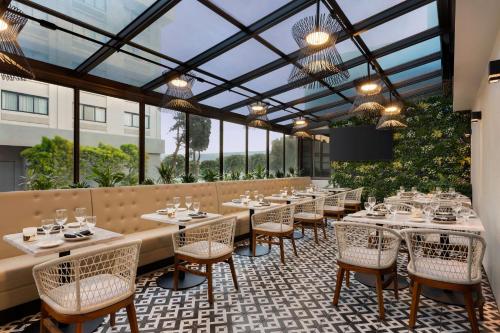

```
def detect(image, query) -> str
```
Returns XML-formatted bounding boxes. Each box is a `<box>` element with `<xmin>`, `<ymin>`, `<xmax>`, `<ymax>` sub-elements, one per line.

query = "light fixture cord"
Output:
<box><xmin>367</xmin><ymin>62</ymin><xmax>371</xmax><ymax>81</ymax></box>
<box><xmin>315</xmin><ymin>0</ymin><xmax>320</xmax><ymax>30</ymax></box>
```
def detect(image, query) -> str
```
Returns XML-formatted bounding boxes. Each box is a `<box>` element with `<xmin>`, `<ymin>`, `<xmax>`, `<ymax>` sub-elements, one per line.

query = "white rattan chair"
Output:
<box><xmin>172</xmin><ymin>217</ymin><xmax>237</xmax><ymax>304</ymax></box>
<box><xmin>33</xmin><ymin>240</ymin><xmax>142</xmax><ymax>333</ymax></box>
<box><xmin>252</xmin><ymin>204</ymin><xmax>297</xmax><ymax>264</ymax></box>
<box><xmin>344</xmin><ymin>187</ymin><xmax>363</xmax><ymax>212</ymax></box>
<box><xmin>401</xmin><ymin>229</ymin><xmax>486</xmax><ymax>333</ymax></box>
<box><xmin>333</xmin><ymin>222</ymin><xmax>402</xmax><ymax>320</ymax></box>
<box><xmin>324</xmin><ymin>191</ymin><xmax>347</xmax><ymax>221</ymax></box>
<box><xmin>294</xmin><ymin>196</ymin><xmax>326</xmax><ymax>244</ymax></box>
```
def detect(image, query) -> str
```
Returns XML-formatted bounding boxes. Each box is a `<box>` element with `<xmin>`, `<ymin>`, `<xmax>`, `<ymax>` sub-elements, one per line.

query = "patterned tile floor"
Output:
<box><xmin>1</xmin><ymin>226</ymin><xmax>499</xmax><ymax>333</ymax></box>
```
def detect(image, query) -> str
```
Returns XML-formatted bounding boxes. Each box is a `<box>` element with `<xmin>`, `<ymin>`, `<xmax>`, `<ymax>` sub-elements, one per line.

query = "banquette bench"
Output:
<box><xmin>0</xmin><ymin>177</ymin><xmax>311</xmax><ymax>311</ymax></box>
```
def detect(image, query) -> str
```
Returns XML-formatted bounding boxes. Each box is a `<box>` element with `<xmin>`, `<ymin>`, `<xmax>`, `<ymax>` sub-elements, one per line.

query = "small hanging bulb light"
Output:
<box><xmin>0</xmin><ymin>19</ymin><xmax>8</xmax><ymax>32</ymax></box>
<box><xmin>170</xmin><ymin>78</ymin><xmax>188</xmax><ymax>88</ymax></box>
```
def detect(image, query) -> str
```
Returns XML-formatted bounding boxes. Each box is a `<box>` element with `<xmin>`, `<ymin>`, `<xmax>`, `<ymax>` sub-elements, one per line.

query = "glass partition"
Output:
<box><xmin>223</xmin><ymin>122</ymin><xmax>245</xmax><ymax>179</ymax></box>
<box><xmin>0</xmin><ymin>79</ymin><xmax>73</xmax><ymax>191</ymax></box>
<box><xmin>189</xmin><ymin>115</ymin><xmax>220</xmax><ymax>181</ymax></box>
<box><xmin>80</xmin><ymin>93</ymin><xmax>139</xmax><ymax>187</ymax></box>
<box><xmin>313</xmin><ymin>139</ymin><xmax>330</xmax><ymax>178</ymax></box>
<box><xmin>269</xmin><ymin>131</ymin><xmax>284</xmax><ymax>177</ymax></box>
<box><xmin>285</xmin><ymin>135</ymin><xmax>298</xmax><ymax>176</ymax></box>
<box><xmin>248</xmin><ymin>127</ymin><xmax>267</xmax><ymax>176</ymax></box>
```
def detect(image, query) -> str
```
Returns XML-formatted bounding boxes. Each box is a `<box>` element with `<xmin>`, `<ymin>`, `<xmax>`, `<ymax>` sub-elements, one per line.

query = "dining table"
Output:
<box><xmin>344</xmin><ymin>209</ymin><xmax>485</xmax><ymax>306</ymax></box>
<box><xmin>295</xmin><ymin>190</ymin><xmax>329</xmax><ymax>199</ymax></box>
<box><xmin>3</xmin><ymin>227</ymin><xmax>123</xmax><ymax>333</ymax></box>
<box><xmin>222</xmin><ymin>200</ymin><xmax>282</xmax><ymax>257</ymax></box>
<box><xmin>385</xmin><ymin>193</ymin><xmax>472</xmax><ymax>207</ymax></box>
<box><xmin>324</xmin><ymin>187</ymin><xmax>351</xmax><ymax>193</ymax></box>
<box><xmin>141</xmin><ymin>209</ymin><xmax>222</xmax><ymax>290</ymax></box>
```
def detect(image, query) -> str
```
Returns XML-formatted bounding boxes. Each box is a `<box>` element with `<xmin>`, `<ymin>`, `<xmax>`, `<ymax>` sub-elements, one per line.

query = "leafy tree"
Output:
<box><xmin>223</xmin><ymin>154</ymin><xmax>245</xmax><ymax>174</ymax></box>
<box><xmin>189</xmin><ymin>116</ymin><xmax>211</xmax><ymax>178</ymax></box>
<box><xmin>249</xmin><ymin>153</ymin><xmax>266</xmax><ymax>172</ymax></box>
<box><xmin>162</xmin><ymin>154</ymin><xmax>184</xmax><ymax>177</ymax></box>
<box><xmin>200</xmin><ymin>159</ymin><xmax>219</xmax><ymax>175</ymax></box>
<box><xmin>269</xmin><ymin>137</ymin><xmax>284</xmax><ymax>174</ymax></box>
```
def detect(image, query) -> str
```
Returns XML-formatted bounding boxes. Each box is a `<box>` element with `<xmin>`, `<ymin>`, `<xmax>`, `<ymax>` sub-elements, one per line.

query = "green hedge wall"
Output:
<box><xmin>329</xmin><ymin>96</ymin><xmax>471</xmax><ymax>201</ymax></box>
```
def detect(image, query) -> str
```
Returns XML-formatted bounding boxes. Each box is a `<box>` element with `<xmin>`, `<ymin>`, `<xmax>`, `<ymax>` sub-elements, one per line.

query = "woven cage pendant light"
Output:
<box><xmin>0</xmin><ymin>2</ymin><xmax>35</xmax><ymax>80</ymax></box>
<box><xmin>247</xmin><ymin>101</ymin><xmax>271</xmax><ymax>129</ymax></box>
<box><xmin>288</xmin><ymin>0</ymin><xmax>349</xmax><ymax>89</ymax></box>
<box><xmin>292</xmin><ymin>117</ymin><xmax>312</xmax><ymax>138</ymax></box>
<box><xmin>162</xmin><ymin>71</ymin><xmax>201</xmax><ymax>112</ymax></box>
<box><xmin>350</xmin><ymin>63</ymin><xmax>385</xmax><ymax>114</ymax></box>
<box><xmin>376</xmin><ymin>94</ymin><xmax>406</xmax><ymax>130</ymax></box>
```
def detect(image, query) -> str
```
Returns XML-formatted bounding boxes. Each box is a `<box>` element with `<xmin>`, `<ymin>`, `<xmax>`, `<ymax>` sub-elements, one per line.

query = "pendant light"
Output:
<box><xmin>247</xmin><ymin>101</ymin><xmax>271</xmax><ymax>129</ymax></box>
<box><xmin>292</xmin><ymin>117</ymin><xmax>312</xmax><ymax>138</ymax></box>
<box><xmin>350</xmin><ymin>63</ymin><xmax>385</xmax><ymax>114</ymax></box>
<box><xmin>0</xmin><ymin>4</ymin><xmax>35</xmax><ymax>80</ymax></box>
<box><xmin>162</xmin><ymin>71</ymin><xmax>200</xmax><ymax>112</ymax></box>
<box><xmin>376</xmin><ymin>93</ymin><xmax>406</xmax><ymax>130</ymax></box>
<box><xmin>288</xmin><ymin>0</ymin><xmax>349</xmax><ymax>89</ymax></box>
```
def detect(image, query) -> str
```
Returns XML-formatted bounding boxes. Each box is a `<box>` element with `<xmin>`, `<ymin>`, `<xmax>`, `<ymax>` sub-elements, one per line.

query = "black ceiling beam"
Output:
<box><xmin>194</xmin><ymin>0</ymin><xmax>433</xmax><ymax>103</ymax></box>
<box><xmin>272</xmin><ymin>69</ymin><xmax>442</xmax><ymax>123</ymax></box>
<box><xmin>222</xmin><ymin>27</ymin><xmax>441</xmax><ymax>113</ymax></box>
<box><xmin>437</xmin><ymin>0</ymin><xmax>455</xmax><ymax>82</ymax></box>
<box><xmin>75</xmin><ymin>0</ymin><xmax>181</xmax><ymax>74</ymax></box>
<box><xmin>141</xmin><ymin>0</ymin><xmax>315</xmax><ymax>91</ymax></box>
<box><xmin>323</xmin><ymin>0</ymin><xmax>401</xmax><ymax>100</ymax></box>
<box><xmin>268</xmin><ymin>52</ymin><xmax>441</xmax><ymax>117</ymax></box>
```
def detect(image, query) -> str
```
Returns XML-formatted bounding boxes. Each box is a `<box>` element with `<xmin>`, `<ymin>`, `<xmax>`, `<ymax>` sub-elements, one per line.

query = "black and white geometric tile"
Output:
<box><xmin>1</xmin><ymin>226</ymin><xmax>499</xmax><ymax>332</ymax></box>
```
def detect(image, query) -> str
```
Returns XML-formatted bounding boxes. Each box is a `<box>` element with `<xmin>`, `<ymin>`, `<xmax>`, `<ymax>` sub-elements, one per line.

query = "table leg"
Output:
<box><xmin>354</xmin><ymin>272</ymin><xmax>409</xmax><ymax>290</ymax></box>
<box><xmin>157</xmin><ymin>224</ymin><xmax>206</xmax><ymax>290</ymax></box>
<box><xmin>235</xmin><ymin>209</ymin><xmax>270</xmax><ymax>257</ymax></box>
<box><xmin>421</xmin><ymin>286</ymin><xmax>479</xmax><ymax>306</ymax></box>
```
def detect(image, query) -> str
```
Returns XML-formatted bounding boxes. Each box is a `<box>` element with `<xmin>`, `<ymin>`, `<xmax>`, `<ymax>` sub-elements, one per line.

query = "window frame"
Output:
<box><xmin>124</xmin><ymin>111</ymin><xmax>150</xmax><ymax>129</ymax></box>
<box><xmin>1</xmin><ymin>90</ymin><xmax>49</xmax><ymax>115</ymax></box>
<box><xmin>79</xmin><ymin>103</ymin><xmax>107</xmax><ymax>123</ymax></box>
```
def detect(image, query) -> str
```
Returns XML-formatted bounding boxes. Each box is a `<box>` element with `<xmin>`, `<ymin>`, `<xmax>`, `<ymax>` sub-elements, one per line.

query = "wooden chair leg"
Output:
<box><xmin>75</xmin><ymin>323</ymin><xmax>83</xmax><ymax>333</ymax></box>
<box><xmin>375</xmin><ymin>273</ymin><xmax>385</xmax><ymax>320</ymax></box>
<box><xmin>227</xmin><ymin>256</ymin><xmax>239</xmax><ymax>290</ymax></box>
<box><xmin>207</xmin><ymin>263</ymin><xmax>214</xmax><ymax>305</ymax></box>
<box><xmin>409</xmin><ymin>280</ymin><xmax>421</xmax><ymax>329</ymax></box>
<box><xmin>279</xmin><ymin>237</ymin><xmax>285</xmax><ymax>264</ymax></box>
<box><xmin>393</xmin><ymin>265</ymin><xmax>399</xmax><ymax>301</ymax></box>
<box><xmin>476</xmin><ymin>284</ymin><xmax>485</xmax><ymax>321</ymax></box>
<box><xmin>333</xmin><ymin>267</ymin><xmax>345</xmax><ymax>306</ymax></box>
<box><xmin>345</xmin><ymin>270</ymin><xmax>350</xmax><ymax>288</ymax></box>
<box><xmin>313</xmin><ymin>224</ymin><xmax>319</xmax><ymax>244</ymax></box>
<box><xmin>173</xmin><ymin>257</ymin><xmax>180</xmax><ymax>291</ymax></box>
<box><xmin>268</xmin><ymin>236</ymin><xmax>272</xmax><ymax>250</ymax></box>
<box><xmin>252</xmin><ymin>232</ymin><xmax>257</xmax><ymax>257</ymax></box>
<box><xmin>465</xmin><ymin>290</ymin><xmax>480</xmax><ymax>333</ymax></box>
<box><xmin>126</xmin><ymin>302</ymin><xmax>140</xmax><ymax>333</ymax></box>
<box><xmin>322</xmin><ymin>223</ymin><xmax>327</xmax><ymax>240</ymax></box>
<box><xmin>39</xmin><ymin>306</ymin><xmax>48</xmax><ymax>333</ymax></box>
<box><xmin>291</xmin><ymin>235</ymin><xmax>298</xmax><ymax>256</ymax></box>
<box><xmin>110</xmin><ymin>312</ymin><xmax>116</xmax><ymax>327</ymax></box>
<box><xmin>301</xmin><ymin>225</ymin><xmax>305</xmax><ymax>236</ymax></box>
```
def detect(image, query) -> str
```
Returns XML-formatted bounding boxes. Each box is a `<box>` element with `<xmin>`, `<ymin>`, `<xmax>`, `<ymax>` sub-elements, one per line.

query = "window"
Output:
<box><xmin>285</xmin><ymin>135</ymin><xmax>298</xmax><ymax>176</ymax></box>
<box><xmin>1</xmin><ymin>91</ymin><xmax>49</xmax><ymax>115</ymax></box>
<box><xmin>79</xmin><ymin>104</ymin><xmax>106</xmax><ymax>123</ymax></box>
<box><xmin>189</xmin><ymin>115</ymin><xmax>220</xmax><ymax>181</ymax></box>
<box><xmin>248</xmin><ymin>127</ymin><xmax>267</xmax><ymax>175</ymax></box>
<box><xmin>269</xmin><ymin>131</ymin><xmax>284</xmax><ymax>176</ymax></box>
<box><xmin>313</xmin><ymin>139</ymin><xmax>330</xmax><ymax>178</ymax></box>
<box><xmin>124</xmin><ymin>112</ymin><xmax>150</xmax><ymax>129</ymax></box>
<box><xmin>223</xmin><ymin>122</ymin><xmax>245</xmax><ymax>178</ymax></box>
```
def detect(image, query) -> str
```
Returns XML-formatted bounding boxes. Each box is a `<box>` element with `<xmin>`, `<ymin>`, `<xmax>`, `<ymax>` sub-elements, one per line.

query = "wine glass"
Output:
<box><xmin>41</xmin><ymin>219</ymin><xmax>54</xmax><ymax>239</ymax></box>
<box><xmin>364</xmin><ymin>202</ymin><xmax>371</xmax><ymax>213</ymax></box>
<box><xmin>368</xmin><ymin>196</ymin><xmax>376</xmax><ymax>211</ymax></box>
<box><xmin>389</xmin><ymin>205</ymin><xmax>397</xmax><ymax>219</ymax></box>
<box><xmin>461</xmin><ymin>207</ymin><xmax>472</xmax><ymax>222</ymax></box>
<box><xmin>411</xmin><ymin>186</ymin><xmax>417</xmax><ymax>193</ymax></box>
<box><xmin>399</xmin><ymin>186</ymin><xmax>405</xmax><ymax>192</ymax></box>
<box><xmin>385</xmin><ymin>203</ymin><xmax>392</xmax><ymax>216</ymax></box>
<box><xmin>291</xmin><ymin>186</ymin><xmax>295</xmax><ymax>196</ymax></box>
<box><xmin>430</xmin><ymin>200</ymin><xmax>440</xmax><ymax>213</ymax></box>
<box><xmin>193</xmin><ymin>202</ymin><xmax>200</xmax><ymax>214</ymax></box>
<box><xmin>185</xmin><ymin>196</ymin><xmax>192</xmax><ymax>212</ymax></box>
<box><xmin>166</xmin><ymin>203</ymin><xmax>175</xmax><ymax>218</ymax></box>
<box><xmin>435</xmin><ymin>186</ymin><xmax>442</xmax><ymax>194</ymax></box>
<box><xmin>423</xmin><ymin>206</ymin><xmax>433</xmax><ymax>221</ymax></box>
<box><xmin>283</xmin><ymin>187</ymin><xmax>288</xmax><ymax>196</ymax></box>
<box><xmin>55</xmin><ymin>209</ymin><xmax>67</xmax><ymax>235</ymax></box>
<box><xmin>173</xmin><ymin>197</ymin><xmax>180</xmax><ymax>211</ymax></box>
<box><xmin>453</xmin><ymin>203</ymin><xmax>462</xmax><ymax>218</ymax></box>
<box><xmin>253</xmin><ymin>190</ymin><xmax>259</xmax><ymax>200</ymax></box>
<box><xmin>86</xmin><ymin>216</ymin><xmax>96</xmax><ymax>233</ymax></box>
<box><xmin>75</xmin><ymin>208</ymin><xmax>87</xmax><ymax>230</ymax></box>
<box><xmin>244</xmin><ymin>190</ymin><xmax>250</xmax><ymax>202</ymax></box>
<box><xmin>449</xmin><ymin>187</ymin><xmax>455</xmax><ymax>194</ymax></box>
<box><xmin>258</xmin><ymin>194</ymin><xmax>264</xmax><ymax>204</ymax></box>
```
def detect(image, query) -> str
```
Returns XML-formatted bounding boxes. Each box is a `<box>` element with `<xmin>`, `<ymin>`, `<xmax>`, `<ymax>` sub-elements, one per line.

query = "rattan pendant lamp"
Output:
<box><xmin>376</xmin><ymin>93</ymin><xmax>406</xmax><ymax>130</ymax></box>
<box><xmin>288</xmin><ymin>0</ymin><xmax>349</xmax><ymax>89</ymax></box>
<box><xmin>162</xmin><ymin>71</ymin><xmax>201</xmax><ymax>112</ymax></box>
<box><xmin>350</xmin><ymin>63</ymin><xmax>385</xmax><ymax>114</ymax></box>
<box><xmin>247</xmin><ymin>101</ymin><xmax>271</xmax><ymax>129</ymax></box>
<box><xmin>0</xmin><ymin>1</ymin><xmax>35</xmax><ymax>80</ymax></box>
<box><xmin>292</xmin><ymin>117</ymin><xmax>312</xmax><ymax>138</ymax></box>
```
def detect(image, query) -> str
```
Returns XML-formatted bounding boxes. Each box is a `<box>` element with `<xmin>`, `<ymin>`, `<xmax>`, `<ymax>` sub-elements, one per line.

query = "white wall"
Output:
<box><xmin>471</xmin><ymin>27</ymin><xmax>500</xmax><ymax>305</ymax></box>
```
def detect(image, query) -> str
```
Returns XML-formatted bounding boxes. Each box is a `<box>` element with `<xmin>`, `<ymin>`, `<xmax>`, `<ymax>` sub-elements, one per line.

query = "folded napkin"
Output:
<box><xmin>64</xmin><ymin>230</ymin><xmax>92</xmax><ymax>238</ymax></box>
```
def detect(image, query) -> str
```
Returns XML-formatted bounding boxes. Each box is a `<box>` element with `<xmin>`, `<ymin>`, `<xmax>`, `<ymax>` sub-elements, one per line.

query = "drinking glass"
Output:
<box><xmin>368</xmin><ymin>196</ymin><xmax>376</xmax><ymax>211</ymax></box>
<box><xmin>258</xmin><ymin>194</ymin><xmax>264</xmax><ymax>203</ymax></box>
<box><xmin>449</xmin><ymin>187</ymin><xmax>455</xmax><ymax>194</ymax></box>
<box><xmin>240</xmin><ymin>195</ymin><xmax>246</xmax><ymax>204</ymax></box>
<box><xmin>461</xmin><ymin>208</ymin><xmax>472</xmax><ymax>222</ymax></box>
<box><xmin>55</xmin><ymin>209</ymin><xmax>67</xmax><ymax>235</ymax></box>
<box><xmin>185</xmin><ymin>196</ymin><xmax>192</xmax><ymax>212</ymax></box>
<box><xmin>423</xmin><ymin>206</ymin><xmax>433</xmax><ymax>221</ymax></box>
<box><xmin>291</xmin><ymin>187</ymin><xmax>295</xmax><ymax>196</ymax></box>
<box><xmin>453</xmin><ymin>203</ymin><xmax>462</xmax><ymax>217</ymax></box>
<box><xmin>86</xmin><ymin>216</ymin><xmax>96</xmax><ymax>233</ymax></box>
<box><xmin>364</xmin><ymin>202</ymin><xmax>371</xmax><ymax>213</ymax></box>
<box><xmin>389</xmin><ymin>205</ymin><xmax>397</xmax><ymax>219</ymax></box>
<box><xmin>166</xmin><ymin>203</ymin><xmax>175</xmax><ymax>218</ymax></box>
<box><xmin>411</xmin><ymin>186</ymin><xmax>417</xmax><ymax>193</ymax></box>
<box><xmin>280</xmin><ymin>190</ymin><xmax>285</xmax><ymax>197</ymax></box>
<box><xmin>245</xmin><ymin>191</ymin><xmax>250</xmax><ymax>201</ymax></box>
<box><xmin>430</xmin><ymin>200</ymin><xmax>440</xmax><ymax>213</ymax></box>
<box><xmin>193</xmin><ymin>202</ymin><xmax>200</xmax><ymax>214</ymax></box>
<box><xmin>399</xmin><ymin>186</ymin><xmax>405</xmax><ymax>192</ymax></box>
<box><xmin>41</xmin><ymin>219</ymin><xmax>54</xmax><ymax>239</ymax></box>
<box><xmin>385</xmin><ymin>203</ymin><xmax>392</xmax><ymax>216</ymax></box>
<box><xmin>435</xmin><ymin>186</ymin><xmax>442</xmax><ymax>194</ymax></box>
<box><xmin>173</xmin><ymin>197</ymin><xmax>180</xmax><ymax>211</ymax></box>
<box><xmin>253</xmin><ymin>191</ymin><xmax>259</xmax><ymax>200</ymax></box>
<box><xmin>283</xmin><ymin>187</ymin><xmax>288</xmax><ymax>196</ymax></box>
<box><xmin>75</xmin><ymin>208</ymin><xmax>87</xmax><ymax>230</ymax></box>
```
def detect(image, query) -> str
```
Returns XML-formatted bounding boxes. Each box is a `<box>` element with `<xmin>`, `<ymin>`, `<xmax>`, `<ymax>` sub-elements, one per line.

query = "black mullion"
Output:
<box><xmin>185</xmin><ymin>113</ymin><xmax>190</xmax><ymax>177</ymax></box>
<box><xmin>219</xmin><ymin>120</ymin><xmax>224</xmax><ymax>179</ymax></box>
<box><xmin>266</xmin><ymin>130</ymin><xmax>270</xmax><ymax>178</ymax></box>
<box><xmin>73</xmin><ymin>88</ymin><xmax>80</xmax><ymax>184</ymax></box>
<box><xmin>282</xmin><ymin>133</ymin><xmax>286</xmax><ymax>175</ymax></box>
<box><xmin>245</xmin><ymin>125</ymin><xmax>249</xmax><ymax>176</ymax></box>
<box><xmin>139</xmin><ymin>102</ymin><xmax>145</xmax><ymax>183</ymax></box>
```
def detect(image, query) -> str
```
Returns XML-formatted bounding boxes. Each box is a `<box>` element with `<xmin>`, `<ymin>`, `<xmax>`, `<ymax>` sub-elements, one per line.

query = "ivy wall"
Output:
<box><xmin>330</xmin><ymin>96</ymin><xmax>471</xmax><ymax>201</ymax></box>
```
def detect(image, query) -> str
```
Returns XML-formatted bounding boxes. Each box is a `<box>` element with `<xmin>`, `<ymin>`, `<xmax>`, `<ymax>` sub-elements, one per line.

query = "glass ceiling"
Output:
<box><xmin>11</xmin><ymin>0</ymin><xmax>446</xmax><ymax>128</ymax></box>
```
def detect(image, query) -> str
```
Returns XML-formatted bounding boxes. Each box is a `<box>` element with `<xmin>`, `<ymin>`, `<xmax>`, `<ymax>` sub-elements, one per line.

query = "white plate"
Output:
<box><xmin>178</xmin><ymin>217</ymin><xmax>192</xmax><ymax>222</ymax></box>
<box><xmin>177</xmin><ymin>208</ymin><xmax>187</xmax><ymax>212</ymax></box>
<box><xmin>156</xmin><ymin>209</ymin><xmax>169</xmax><ymax>215</ymax></box>
<box><xmin>409</xmin><ymin>217</ymin><xmax>426</xmax><ymax>223</ymax></box>
<box><xmin>66</xmin><ymin>222</ymin><xmax>81</xmax><ymax>228</ymax></box>
<box><xmin>37</xmin><ymin>239</ymin><xmax>64</xmax><ymax>248</ymax></box>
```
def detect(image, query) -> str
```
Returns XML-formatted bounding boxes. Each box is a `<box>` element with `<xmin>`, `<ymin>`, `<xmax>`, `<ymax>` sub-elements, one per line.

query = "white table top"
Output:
<box><xmin>264</xmin><ymin>195</ymin><xmax>307</xmax><ymax>202</ymax></box>
<box><xmin>325</xmin><ymin>187</ymin><xmax>351</xmax><ymax>192</ymax></box>
<box><xmin>386</xmin><ymin>195</ymin><xmax>472</xmax><ymax>205</ymax></box>
<box><xmin>343</xmin><ymin>210</ymin><xmax>484</xmax><ymax>233</ymax></box>
<box><xmin>3</xmin><ymin>227</ymin><xmax>123</xmax><ymax>257</ymax></box>
<box><xmin>222</xmin><ymin>201</ymin><xmax>282</xmax><ymax>211</ymax></box>
<box><xmin>295</xmin><ymin>191</ymin><xmax>329</xmax><ymax>197</ymax></box>
<box><xmin>141</xmin><ymin>211</ymin><xmax>222</xmax><ymax>227</ymax></box>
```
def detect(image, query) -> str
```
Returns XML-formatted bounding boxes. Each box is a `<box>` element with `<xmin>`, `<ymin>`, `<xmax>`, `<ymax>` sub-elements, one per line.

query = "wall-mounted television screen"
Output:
<box><xmin>329</xmin><ymin>126</ymin><xmax>393</xmax><ymax>161</ymax></box>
